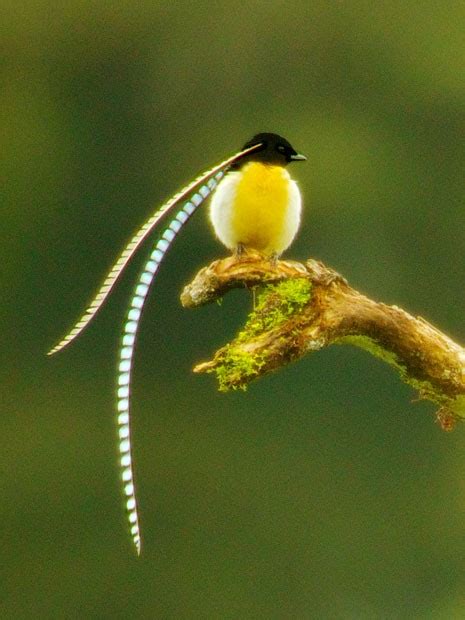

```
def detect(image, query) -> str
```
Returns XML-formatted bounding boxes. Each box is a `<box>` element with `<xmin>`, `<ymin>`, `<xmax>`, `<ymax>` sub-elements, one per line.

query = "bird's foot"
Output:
<box><xmin>234</xmin><ymin>243</ymin><xmax>246</xmax><ymax>260</ymax></box>
<box><xmin>269</xmin><ymin>252</ymin><xmax>279</xmax><ymax>268</ymax></box>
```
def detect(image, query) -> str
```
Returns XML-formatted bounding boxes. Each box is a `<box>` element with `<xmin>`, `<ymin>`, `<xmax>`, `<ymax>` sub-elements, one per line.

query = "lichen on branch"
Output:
<box><xmin>180</xmin><ymin>251</ymin><xmax>465</xmax><ymax>431</ymax></box>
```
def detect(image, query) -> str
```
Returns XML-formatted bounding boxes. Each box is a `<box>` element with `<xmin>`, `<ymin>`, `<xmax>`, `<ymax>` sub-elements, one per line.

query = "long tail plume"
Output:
<box><xmin>47</xmin><ymin>144</ymin><xmax>260</xmax><ymax>356</ymax></box>
<box><xmin>116</xmin><ymin>173</ymin><xmax>224</xmax><ymax>555</ymax></box>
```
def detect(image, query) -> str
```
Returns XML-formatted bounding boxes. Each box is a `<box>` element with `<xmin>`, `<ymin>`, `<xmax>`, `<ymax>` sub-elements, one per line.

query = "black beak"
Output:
<box><xmin>290</xmin><ymin>153</ymin><xmax>307</xmax><ymax>162</ymax></box>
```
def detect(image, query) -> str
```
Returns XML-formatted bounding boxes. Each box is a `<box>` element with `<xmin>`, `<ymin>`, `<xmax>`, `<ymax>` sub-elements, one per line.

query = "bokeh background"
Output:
<box><xmin>2</xmin><ymin>2</ymin><xmax>465</xmax><ymax>617</ymax></box>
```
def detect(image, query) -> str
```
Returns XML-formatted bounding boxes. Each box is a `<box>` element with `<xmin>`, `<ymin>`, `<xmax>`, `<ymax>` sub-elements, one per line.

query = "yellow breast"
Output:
<box><xmin>230</xmin><ymin>162</ymin><xmax>290</xmax><ymax>254</ymax></box>
<box><xmin>209</xmin><ymin>160</ymin><xmax>302</xmax><ymax>256</ymax></box>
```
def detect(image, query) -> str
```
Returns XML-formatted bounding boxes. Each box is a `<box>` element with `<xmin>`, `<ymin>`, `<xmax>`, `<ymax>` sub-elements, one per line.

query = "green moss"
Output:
<box><xmin>211</xmin><ymin>278</ymin><xmax>311</xmax><ymax>391</ymax></box>
<box><xmin>213</xmin><ymin>345</ymin><xmax>266</xmax><ymax>392</ymax></box>
<box><xmin>239</xmin><ymin>278</ymin><xmax>312</xmax><ymax>341</ymax></box>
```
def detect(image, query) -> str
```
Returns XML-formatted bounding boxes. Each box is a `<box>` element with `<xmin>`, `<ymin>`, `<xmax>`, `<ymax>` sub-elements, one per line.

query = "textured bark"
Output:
<box><xmin>181</xmin><ymin>252</ymin><xmax>465</xmax><ymax>431</ymax></box>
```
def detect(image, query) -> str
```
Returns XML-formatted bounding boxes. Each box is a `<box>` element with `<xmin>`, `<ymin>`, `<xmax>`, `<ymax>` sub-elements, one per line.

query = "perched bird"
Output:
<box><xmin>48</xmin><ymin>132</ymin><xmax>305</xmax><ymax>555</ymax></box>
<box><xmin>210</xmin><ymin>133</ymin><xmax>306</xmax><ymax>258</ymax></box>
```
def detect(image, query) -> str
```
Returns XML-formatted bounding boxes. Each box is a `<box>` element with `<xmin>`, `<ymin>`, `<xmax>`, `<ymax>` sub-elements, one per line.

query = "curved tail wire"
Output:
<box><xmin>47</xmin><ymin>144</ymin><xmax>260</xmax><ymax>356</ymax></box>
<box><xmin>116</xmin><ymin>173</ymin><xmax>224</xmax><ymax>554</ymax></box>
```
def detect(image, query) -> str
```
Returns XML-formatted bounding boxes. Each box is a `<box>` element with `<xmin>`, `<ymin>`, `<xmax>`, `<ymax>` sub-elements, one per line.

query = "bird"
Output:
<box><xmin>47</xmin><ymin>132</ymin><xmax>305</xmax><ymax>555</ymax></box>
<box><xmin>209</xmin><ymin>133</ymin><xmax>306</xmax><ymax>259</ymax></box>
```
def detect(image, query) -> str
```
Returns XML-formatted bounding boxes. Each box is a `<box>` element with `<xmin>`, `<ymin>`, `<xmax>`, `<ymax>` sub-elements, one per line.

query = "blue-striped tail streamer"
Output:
<box><xmin>116</xmin><ymin>173</ymin><xmax>224</xmax><ymax>555</ymax></box>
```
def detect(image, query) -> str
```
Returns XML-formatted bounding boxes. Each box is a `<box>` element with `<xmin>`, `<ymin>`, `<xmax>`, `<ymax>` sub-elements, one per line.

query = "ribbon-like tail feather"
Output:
<box><xmin>47</xmin><ymin>144</ymin><xmax>260</xmax><ymax>356</ymax></box>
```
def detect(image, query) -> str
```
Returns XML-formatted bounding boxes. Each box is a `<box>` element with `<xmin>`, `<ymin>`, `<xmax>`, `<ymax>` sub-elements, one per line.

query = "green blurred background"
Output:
<box><xmin>2</xmin><ymin>2</ymin><xmax>465</xmax><ymax>617</ymax></box>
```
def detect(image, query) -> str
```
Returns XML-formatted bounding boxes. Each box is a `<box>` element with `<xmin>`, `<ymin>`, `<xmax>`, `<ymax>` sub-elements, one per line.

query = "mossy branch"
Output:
<box><xmin>181</xmin><ymin>252</ymin><xmax>465</xmax><ymax>431</ymax></box>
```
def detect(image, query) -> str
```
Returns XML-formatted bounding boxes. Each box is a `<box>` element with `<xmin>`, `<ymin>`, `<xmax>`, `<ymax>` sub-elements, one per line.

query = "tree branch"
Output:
<box><xmin>181</xmin><ymin>252</ymin><xmax>465</xmax><ymax>431</ymax></box>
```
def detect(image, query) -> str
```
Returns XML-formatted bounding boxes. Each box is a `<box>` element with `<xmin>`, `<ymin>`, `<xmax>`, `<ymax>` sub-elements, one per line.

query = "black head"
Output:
<box><xmin>233</xmin><ymin>132</ymin><xmax>306</xmax><ymax>169</ymax></box>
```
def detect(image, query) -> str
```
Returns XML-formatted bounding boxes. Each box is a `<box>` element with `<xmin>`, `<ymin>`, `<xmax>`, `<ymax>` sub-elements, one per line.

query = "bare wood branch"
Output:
<box><xmin>181</xmin><ymin>251</ymin><xmax>465</xmax><ymax>431</ymax></box>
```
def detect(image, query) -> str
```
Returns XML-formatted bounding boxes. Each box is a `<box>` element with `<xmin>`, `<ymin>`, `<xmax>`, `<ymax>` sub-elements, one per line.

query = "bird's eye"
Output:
<box><xmin>277</xmin><ymin>145</ymin><xmax>287</xmax><ymax>153</ymax></box>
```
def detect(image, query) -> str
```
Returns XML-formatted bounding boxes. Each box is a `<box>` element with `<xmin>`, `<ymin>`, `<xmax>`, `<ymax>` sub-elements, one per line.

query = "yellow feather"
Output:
<box><xmin>232</xmin><ymin>163</ymin><xmax>290</xmax><ymax>254</ymax></box>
